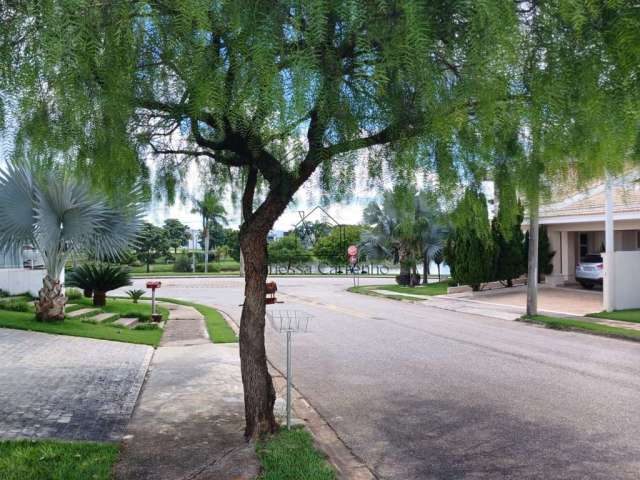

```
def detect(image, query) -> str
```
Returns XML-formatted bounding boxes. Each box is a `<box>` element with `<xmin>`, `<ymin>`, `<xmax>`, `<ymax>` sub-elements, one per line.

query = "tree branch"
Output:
<box><xmin>242</xmin><ymin>166</ymin><xmax>258</xmax><ymax>222</ymax></box>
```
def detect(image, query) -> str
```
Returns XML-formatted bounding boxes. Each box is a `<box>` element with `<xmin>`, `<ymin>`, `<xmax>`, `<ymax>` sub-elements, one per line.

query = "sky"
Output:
<box><xmin>145</xmin><ymin>159</ymin><xmax>385</xmax><ymax>232</ymax></box>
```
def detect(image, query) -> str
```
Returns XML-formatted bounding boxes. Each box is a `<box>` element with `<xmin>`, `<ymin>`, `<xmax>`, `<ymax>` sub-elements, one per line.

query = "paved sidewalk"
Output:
<box><xmin>0</xmin><ymin>329</ymin><xmax>152</xmax><ymax>441</ymax></box>
<box><xmin>114</xmin><ymin>304</ymin><xmax>259</xmax><ymax>480</ymax></box>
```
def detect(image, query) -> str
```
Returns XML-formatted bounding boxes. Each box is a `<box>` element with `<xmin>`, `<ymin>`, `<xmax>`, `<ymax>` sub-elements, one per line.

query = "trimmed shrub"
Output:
<box><xmin>66</xmin><ymin>263</ymin><xmax>132</xmax><ymax>306</ymax></box>
<box><xmin>126</xmin><ymin>289</ymin><xmax>146</xmax><ymax>303</ymax></box>
<box><xmin>65</xmin><ymin>288</ymin><xmax>83</xmax><ymax>300</ymax></box>
<box><xmin>173</xmin><ymin>254</ymin><xmax>192</xmax><ymax>272</ymax></box>
<box><xmin>0</xmin><ymin>300</ymin><xmax>30</xmax><ymax>312</ymax></box>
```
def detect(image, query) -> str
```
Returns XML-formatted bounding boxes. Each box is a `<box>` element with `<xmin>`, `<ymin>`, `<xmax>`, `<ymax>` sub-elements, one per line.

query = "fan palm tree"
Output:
<box><xmin>191</xmin><ymin>191</ymin><xmax>227</xmax><ymax>273</ymax></box>
<box><xmin>0</xmin><ymin>165</ymin><xmax>143</xmax><ymax>321</ymax></box>
<box><xmin>361</xmin><ymin>187</ymin><xmax>448</xmax><ymax>286</ymax></box>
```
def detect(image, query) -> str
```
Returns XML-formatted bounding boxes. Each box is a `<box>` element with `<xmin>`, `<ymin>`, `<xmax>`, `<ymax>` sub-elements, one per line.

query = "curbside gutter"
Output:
<box><xmin>214</xmin><ymin>306</ymin><xmax>377</xmax><ymax>480</ymax></box>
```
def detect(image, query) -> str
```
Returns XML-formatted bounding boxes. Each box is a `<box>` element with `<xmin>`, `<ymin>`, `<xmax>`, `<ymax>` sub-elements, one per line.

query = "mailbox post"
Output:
<box><xmin>146</xmin><ymin>281</ymin><xmax>162</xmax><ymax>322</ymax></box>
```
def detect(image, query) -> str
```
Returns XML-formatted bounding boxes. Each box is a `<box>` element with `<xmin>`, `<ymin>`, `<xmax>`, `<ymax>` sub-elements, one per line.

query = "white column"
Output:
<box><xmin>604</xmin><ymin>175</ymin><xmax>615</xmax><ymax>312</ymax></box>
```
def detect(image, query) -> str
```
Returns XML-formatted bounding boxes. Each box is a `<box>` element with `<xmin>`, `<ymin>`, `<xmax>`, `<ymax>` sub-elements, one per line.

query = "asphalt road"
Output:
<box><xmin>121</xmin><ymin>276</ymin><xmax>640</xmax><ymax>479</ymax></box>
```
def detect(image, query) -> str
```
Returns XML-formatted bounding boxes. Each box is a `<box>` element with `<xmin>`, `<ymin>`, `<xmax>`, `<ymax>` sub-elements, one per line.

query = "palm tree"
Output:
<box><xmin>0</xmin><ymin>165</ymin><xmax>142</xmax><ymax>321</ymax></box>
<box><xmin>361</xmin><ymin>187</ymin><xmax>448</xmax><ymax>286</ymax></box>
<box><xmin>191</xmin><ymin>191</ymin><xmax>227</xmax><ymax>273</ymax></box>
<box><xmin>415</xmin><ymin>192</ymin><xmax>450</xmax><ymax>284</ymax></box>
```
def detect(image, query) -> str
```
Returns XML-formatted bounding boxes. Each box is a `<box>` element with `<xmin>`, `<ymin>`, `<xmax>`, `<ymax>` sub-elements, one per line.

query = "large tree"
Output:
<box><xmin>1</xmin><ymin>1</ymin><xmax>525</xmax><ymax>437</ymax></box>
<box><xmin>163</xmin><ymin>219</ymin><xmax>191</xmax><ymax>254</ymax></box>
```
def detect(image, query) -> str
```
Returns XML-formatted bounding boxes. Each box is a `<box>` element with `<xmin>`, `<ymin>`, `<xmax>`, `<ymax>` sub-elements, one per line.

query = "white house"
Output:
<box><xmin>535</xmin><ymin>170</ymin><xmax>640</xmax><ymax>311</ymax></box>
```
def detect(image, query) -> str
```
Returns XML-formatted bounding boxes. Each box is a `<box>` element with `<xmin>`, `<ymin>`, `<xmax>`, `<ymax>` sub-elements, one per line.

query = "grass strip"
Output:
<box><xmin>156</xmin><ymin>297</ymin><xmax>238</xmax><ymax>343</ymax></box>
<box><xmin>257</xmin><ymin>427</ymin><xmax>335</xmax><ymax>480</ymax></box>
<box><xmin>587</xmin><ymin>309</ymin><xmax>640</xmax><ymax>324</ymax></box>
<box><xmin>522</xmin><ymin>315</ymin><xmax>640</xmax><ymax>341</ymax></box>
<box><xmin>349</xmin><ymin>281</ymin><xmax>448</xmax><ymax>301</ymax></box>
<box><xmin>0</xmin><ymin>439</ymin><xmax>118</xmax><ymax>480</ymax></box>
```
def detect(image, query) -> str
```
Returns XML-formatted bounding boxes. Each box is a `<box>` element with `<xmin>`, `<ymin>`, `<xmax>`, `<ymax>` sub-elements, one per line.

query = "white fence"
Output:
<box><xmin>604</xmin><ymin>251</ymin><xmax>640</xmax><ymax>310</ymax></box>
<box><xmin>0</xmin><ymin>268</ymin><xmax>47</xmax><ymax>296</ymax></box>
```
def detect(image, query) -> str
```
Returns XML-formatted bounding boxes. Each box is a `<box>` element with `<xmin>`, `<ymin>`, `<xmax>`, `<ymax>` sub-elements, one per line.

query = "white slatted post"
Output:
<box><xmin>604</xmin><ymin>174</ymin><xmax>615</xmax><ymax>312</ymax></box>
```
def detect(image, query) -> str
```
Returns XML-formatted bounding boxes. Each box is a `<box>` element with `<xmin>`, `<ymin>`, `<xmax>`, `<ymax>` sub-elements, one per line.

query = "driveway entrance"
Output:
<box><xmin>468</xmin><ymin>285</ymin><xmax>603</xmax><ymax>316</ymax></box>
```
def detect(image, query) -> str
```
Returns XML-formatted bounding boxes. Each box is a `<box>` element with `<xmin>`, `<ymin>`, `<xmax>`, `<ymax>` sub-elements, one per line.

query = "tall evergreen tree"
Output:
<box><xmin>444</xmin><ymin>189</ymin><xmax>494</xmax><ymax>291</ymax></box>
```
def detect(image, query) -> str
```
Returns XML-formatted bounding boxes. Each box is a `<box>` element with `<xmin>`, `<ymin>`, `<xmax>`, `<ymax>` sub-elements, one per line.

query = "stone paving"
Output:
<box><xmin>0</xmin><ymin>328</ymin><xmax>152</xmax><ymax>441</ymax></box>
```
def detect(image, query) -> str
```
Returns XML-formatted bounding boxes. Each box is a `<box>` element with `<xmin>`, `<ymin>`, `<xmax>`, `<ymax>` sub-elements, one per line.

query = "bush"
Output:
<box><xmin>126</xmin><ymin>289</ymin><xmax>146</xmax><ymax>303</ymax></box>
<box><xmin>0</xmin><ymin>289</ymin><xmax>9</xmax><ymax>298</ymax></box>
<box><xmin>173</xmin><ymin>254</ymin><xmax>192</xmax><ymax>272</ymax></box>
<box><xmin>66</xmin><ymin>263</ymin><xmax>132</xmax><ymax>307</ymax></box>
<box><xmin>0</xmin><ymin>300</ymin><xmax>30</xmax><ymax>312</ymax></box>
<box><xmin>65</xmin><ymin>288</ymin><xmax>83</xmax><ymax>300</ymax></box>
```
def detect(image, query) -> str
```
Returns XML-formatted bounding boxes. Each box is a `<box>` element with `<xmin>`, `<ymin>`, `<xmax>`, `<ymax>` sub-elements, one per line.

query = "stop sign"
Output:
<box><xmin>347</xmin><ymin>245</ymin><xmax>358</xmax><ymax>257</ymax></box>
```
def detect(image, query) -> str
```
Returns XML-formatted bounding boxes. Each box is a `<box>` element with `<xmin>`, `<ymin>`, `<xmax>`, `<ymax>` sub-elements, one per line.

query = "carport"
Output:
<box><xmin>530</xmin><ymin>171</ymin><xmax>640</xmax><ymax>313</ymax></box>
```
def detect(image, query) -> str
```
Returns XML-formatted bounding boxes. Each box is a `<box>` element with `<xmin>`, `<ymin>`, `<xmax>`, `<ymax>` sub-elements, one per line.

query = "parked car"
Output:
<box><xmin>575</xmin><ymin>254</ymin><xmax>603</xmax><ymax>289</ymax></box>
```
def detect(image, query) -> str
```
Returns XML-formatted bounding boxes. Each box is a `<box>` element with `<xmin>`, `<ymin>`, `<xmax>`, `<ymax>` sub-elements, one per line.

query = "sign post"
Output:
<box><xmin>347</xmin><ymin>245</ymin><xmax>358</xmax><ymax>286</ymax></box>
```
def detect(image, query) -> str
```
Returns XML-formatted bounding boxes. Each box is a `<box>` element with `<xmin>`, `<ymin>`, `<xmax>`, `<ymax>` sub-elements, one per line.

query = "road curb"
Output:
<box><xmin>214</xmin><ymin>305</ymin><xmax>377</xmax><ymax>480</ymax></box>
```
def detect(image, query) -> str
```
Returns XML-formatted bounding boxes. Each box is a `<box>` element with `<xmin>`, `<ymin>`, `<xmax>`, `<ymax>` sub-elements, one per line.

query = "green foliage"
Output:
<box><xmin>0</xmin><ymin>300</ymin><xmax>30</xmax><ymax>312</ymax></box>
<box><xmin>173</xmin><ymin>254</ymin><xmax>192</xmax><ymax>273</ymax></box>
<box><xmin>163</xmin><ymin>219</ymin><xmax>191</xmax><ymax>253</ymax></box>
<box><xmin>0</xmin><ymin>440</ymin><xmax>119</xmax><ymax>480</ymax></box>
<box><xmin>223</xmin><ymin>229</ymin><xmax>240</xmax><ymax>261</ymax></box>
<box><xmin>66</xmin><ymin>263</ymin><xmax>132</xmax><ymax>295</ymax></box>
<box><xmin>268</xmin><ymin>235</ymin><xmax>309</xmax><ymax>267</ymax></box>
<box><xmin>361</xmin><ymin>186</ymin><xmax>446</xmax><ymax>283</ymax></box>
<box><xmin>257</xmin><ymin>428</ymin><xmax>335</xmax><ymax>480</ymax></box>
<box><xmin>133</xmin><ymin>223</ymin><xmax>170</xmax><ymax>272</ymax></box>
<box><xmin>294</xmin><ymin>221</ymin><xmax>332</xmax><ymax>248</ymax></box>
<box><xmin>492</xmin><ymin>203</ymin><xmax>526</xmax><ymax>286</ymax></box>
<box><xmin>65</xmin><ymin>288</ymin><xmax>83</xmax><ymax>300</ymax></box>
<box><xmin>126</xmin><ymin>289</ymin><xmax>146</xmax><ymax>303</ymax></box>
<box><xmin>313</xmin><ymin>226</ymin><xmax>363</xmax><ymax>264</ymax></box>
<box><xmin>524</xmin><ymin>226</ymin><xmax>556</xmax><ymax>277</ymax></box>
<box><xmin>444</xmin><ymin>189</ymin><xmax>494</xmax><ymax>290</ymax></box>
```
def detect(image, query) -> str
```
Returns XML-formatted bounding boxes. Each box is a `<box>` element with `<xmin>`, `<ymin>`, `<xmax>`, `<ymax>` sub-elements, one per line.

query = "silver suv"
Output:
<box><xmin>575</xmin><ymin>254</ymin><xmax>603</xmax><ymax>289</ymax></box>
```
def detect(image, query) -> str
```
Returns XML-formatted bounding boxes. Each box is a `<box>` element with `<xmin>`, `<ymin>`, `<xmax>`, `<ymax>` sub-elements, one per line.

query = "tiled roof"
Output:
<box><xmin>540</xmin><ymin>183</ymin><xmax>640</xmax><ymax>218</ymax></box>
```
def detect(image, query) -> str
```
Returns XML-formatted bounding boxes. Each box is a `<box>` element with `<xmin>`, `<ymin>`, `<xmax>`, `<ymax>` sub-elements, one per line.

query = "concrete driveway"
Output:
<box><xmin>121</xmin><ymin>276</ymin><xmax>640</xmax><ymax>479</ymax></box>
<box><xmin>464</xmin><ymin>285</ymin><xmax>603</xmax><ymax>316</ymax></box>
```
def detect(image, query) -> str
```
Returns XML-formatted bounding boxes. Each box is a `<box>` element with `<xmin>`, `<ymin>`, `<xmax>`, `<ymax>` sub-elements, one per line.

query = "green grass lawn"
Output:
<box><xmin>0</xmin><ymin>297</ymin><xmax>165</xmax><ymax>346</ymax></box>
<box><xmin>73</xmin><ymin>296</ymin><xmax>169</xmax><ymax>322</ymax></box>
<box><xmin>157</xmin><ymin>297</ymin><xmax>238</xmax><ymax>343</ymax></box>
<box><xmin>257</xmin><ymin>428</ymin><xmax>335</xmax><ymax>480</ymax></box>
<box><xmin>522</xmin><ymin>315</ymin><xmax>640</xmax><ymax>341</ymax></box>
<box><xmin>0</xmin><ymin>440</ymin><xmax>119</xmax><ymax>480</ymax></box>
<box><xmin>349</xmin><ymin>281</ymin><xmax>449</xmax><ymax>300</ymax></box>
<box><xmin>587</xmin><ymin>309</ymin><xmax>640</xmax><ymax>324</ymax></box>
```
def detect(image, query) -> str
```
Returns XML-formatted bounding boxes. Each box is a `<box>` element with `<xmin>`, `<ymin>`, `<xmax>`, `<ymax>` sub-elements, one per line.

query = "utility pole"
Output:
<box><xmin>191</xmin><ymin>229</ymin><xmax>197</xmax><ymax>273</ymax></box>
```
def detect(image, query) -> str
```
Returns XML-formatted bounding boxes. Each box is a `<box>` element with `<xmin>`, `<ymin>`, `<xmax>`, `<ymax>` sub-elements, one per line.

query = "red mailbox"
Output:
<box><xmin>265</xmin><ymin>282</ymin><xmax>278</xmax><ymax>305</ymax></box>
<box><xmin>146</xmin><ymin>281</ymin><xmax>162</xmax><ymax>322</ymax></box>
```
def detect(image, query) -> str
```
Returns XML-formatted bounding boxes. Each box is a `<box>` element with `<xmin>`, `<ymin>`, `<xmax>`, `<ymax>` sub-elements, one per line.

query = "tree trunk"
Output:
<box><xmin>35</xmin><ymin>275</ymin><xmax>66</xmax><ymax>322</ymax></box>
<box><xmin>93</xmin><ymin>291</ymin><xmax>106</xmax><ymax>307</ymax></box>
<box><xmin>146</xmin><ymin>260</ymin><xmax>150</xmax><ymax>273</ymax></box>
<box><xmin>526</xmin><ymin>196</ymin><xmax>540</xmax><ymax>316</ymax></box>
<box><xmin>204</xmin><ymin>227</ymin><xmax>210</xmax><ymax>273</ymax></box>
<box><xmin>422</xmin><ymin>256</ymin><xmax>429</xmax><ymax>284</ymax></box>
<box><xmin>239</xmin><ymin>228</ymin><xmax>278</xmax><ymax>439</ymax></box>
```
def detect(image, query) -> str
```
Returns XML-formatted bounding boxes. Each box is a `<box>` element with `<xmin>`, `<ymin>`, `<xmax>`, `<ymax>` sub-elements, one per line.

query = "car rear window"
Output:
<box><xmin>581</xmin><ymin>255</ymin><xmax>603</xmax><ymax>263</ymax></box>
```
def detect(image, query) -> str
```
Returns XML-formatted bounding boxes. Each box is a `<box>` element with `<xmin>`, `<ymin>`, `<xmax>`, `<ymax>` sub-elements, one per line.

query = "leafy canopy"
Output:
<box><xmin>1</xmin><ymin>1</ymin><xmax>523</xmax><ymax>220</ymax></box>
